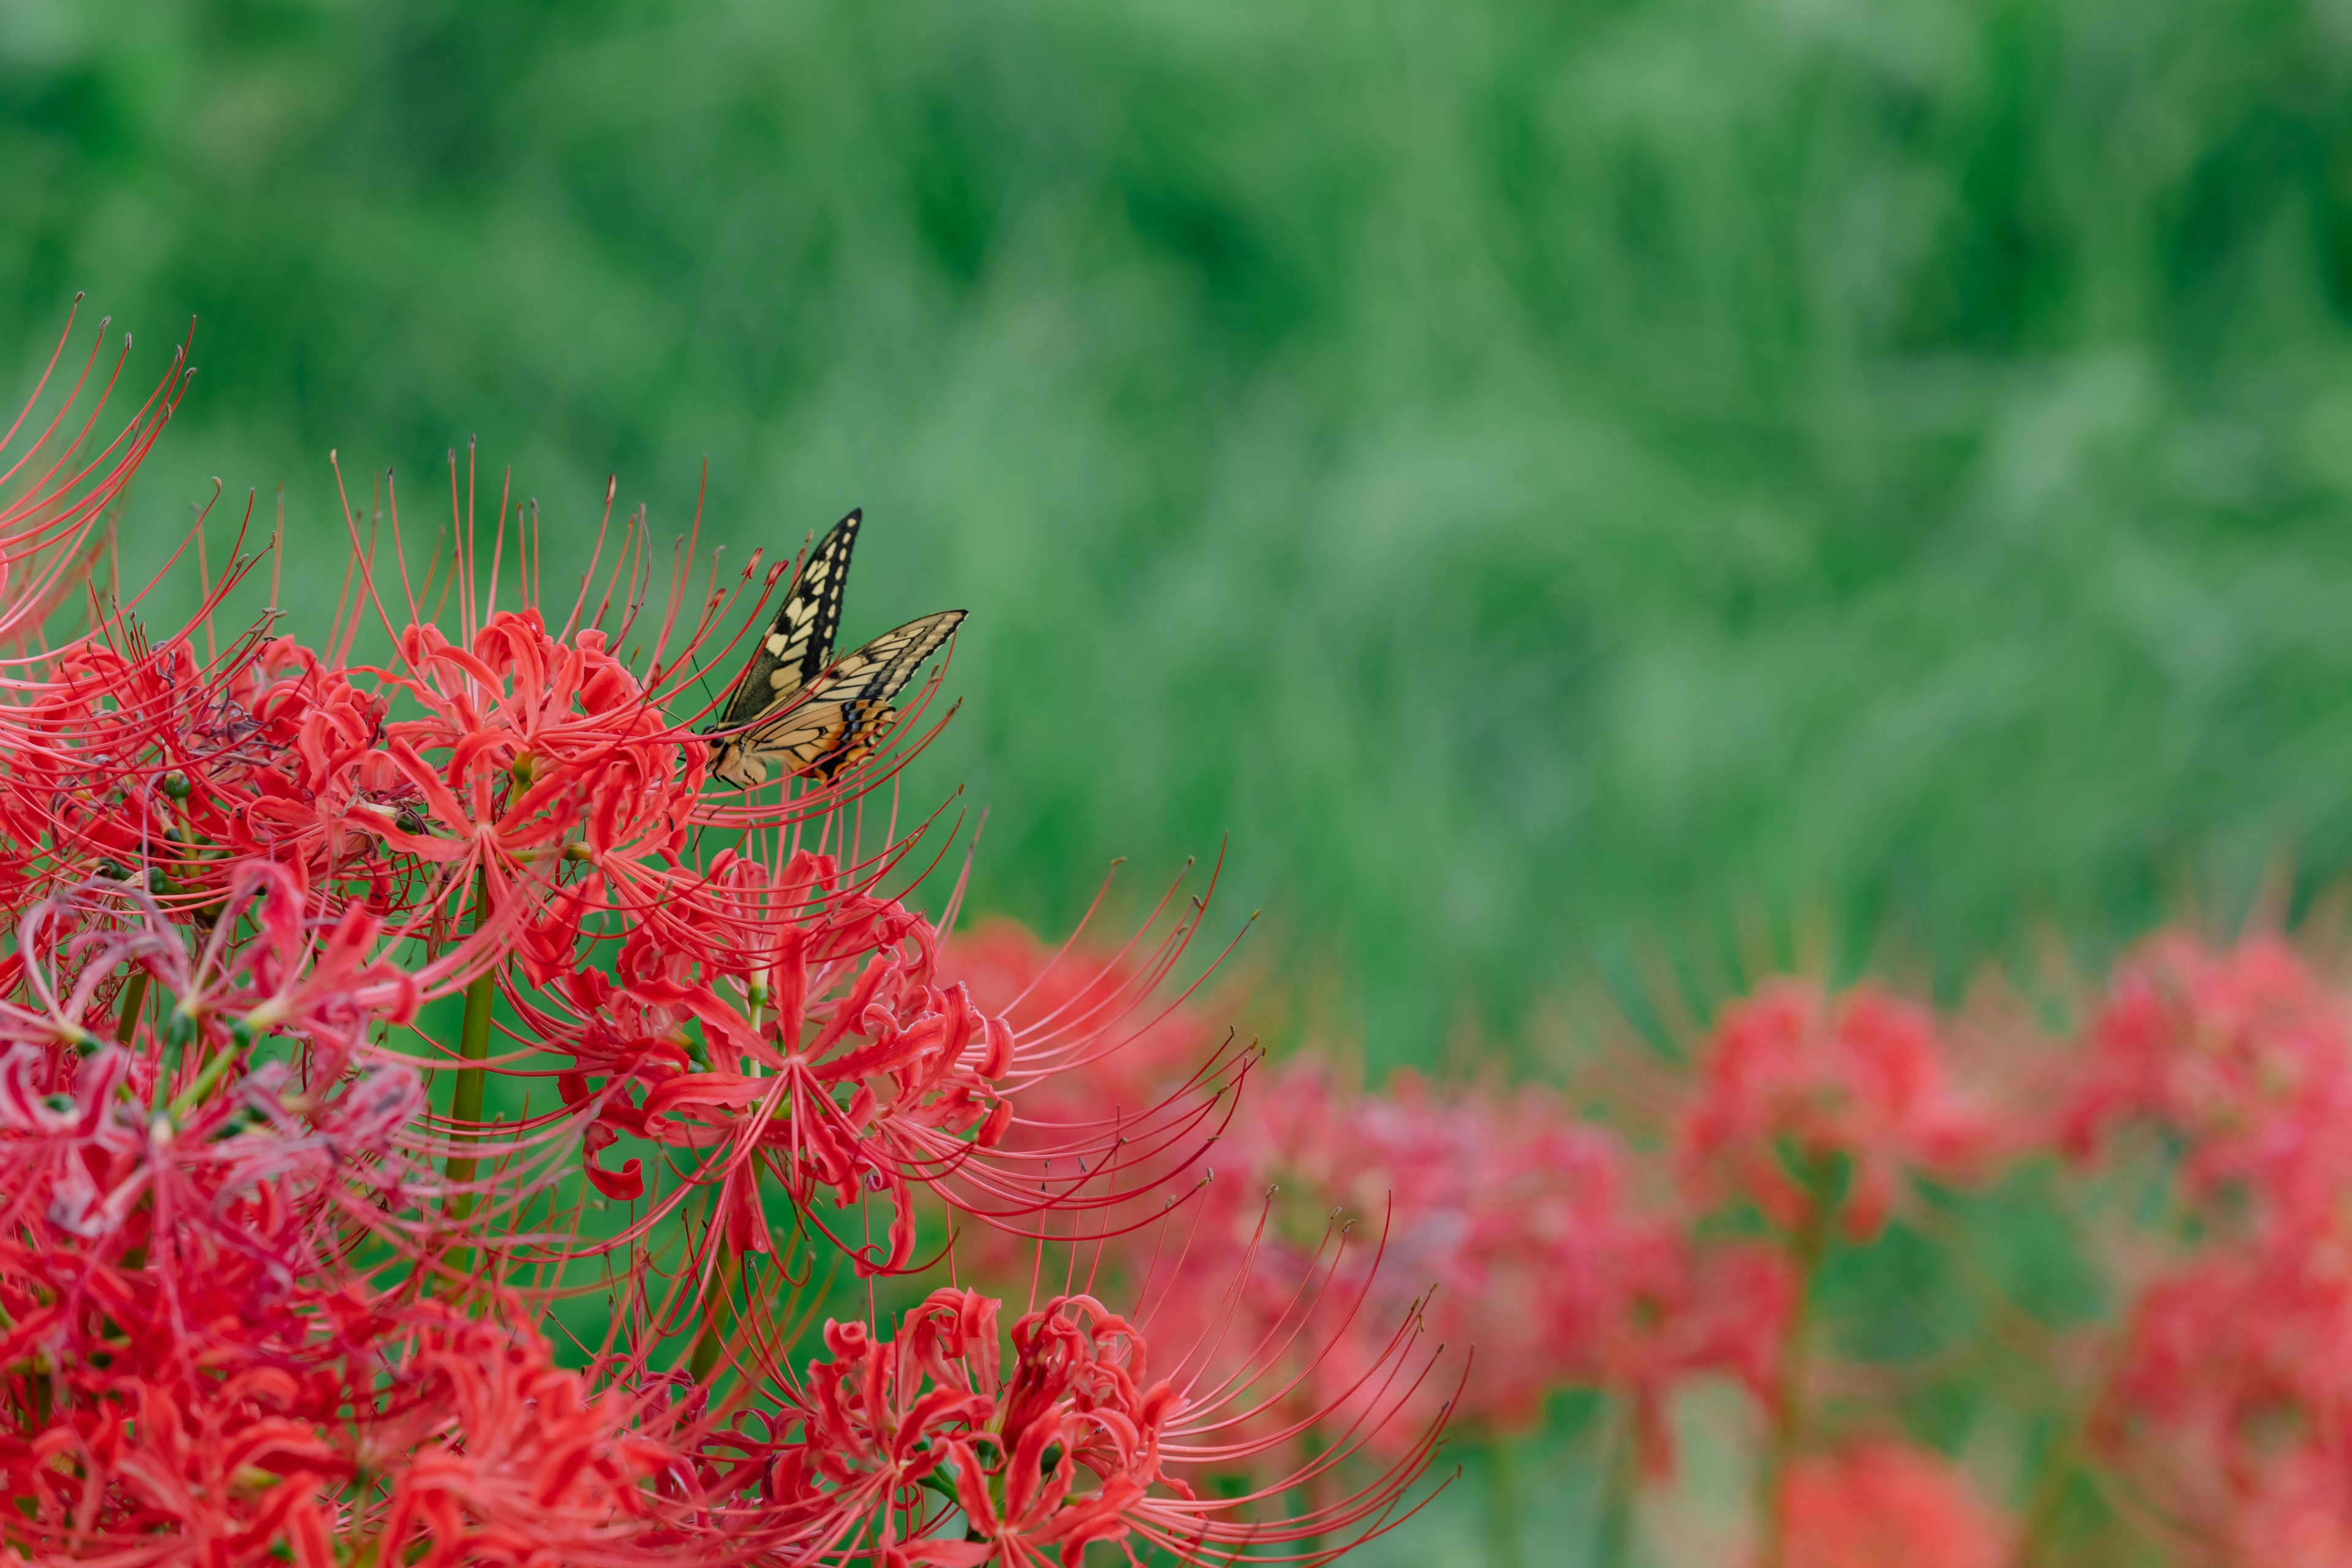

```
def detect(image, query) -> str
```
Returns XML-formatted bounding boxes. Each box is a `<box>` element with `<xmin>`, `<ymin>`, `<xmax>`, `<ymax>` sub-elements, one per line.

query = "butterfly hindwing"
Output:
<box><xmin>715</xmin><ymin>609</ymin><xmax>967</xmax><ymax>786</ymax></box>
<box><xmin>728</xmin><ymin>699</ymin><xmax>886</xmax><ymax>783</ymax></box>
<box><xmin>720</xmin><ymin>508</ymin><xmax>862</xmax><ymax>726</ymax></box>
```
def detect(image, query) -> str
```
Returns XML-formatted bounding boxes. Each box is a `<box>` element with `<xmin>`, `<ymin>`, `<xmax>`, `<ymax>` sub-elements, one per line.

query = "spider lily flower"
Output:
<box><xmin>690</xmin><ymin>1232</ymin><xmax>1452</xmax><ymax>1566</ymax></box>
<box><xmin>523</xmin><ymin>859</ymin><xmax>1254</xmax><ymax>1284</ymax></box>
<box><xmin>2055</xmin><ymin>935</ymin><xmax>2352</xmax><ymax>1562</ymax></box>
<box><xmin>3</xmin><ymin>1275</ymin><xmax>689</xmax><ymax>1566</ymax></box>
<box><xmin>1780</xmin><ymin>1443</ymin><xmax>2007</xmax><ymax>1568</ymax></box>
<box><xmin>1678</xmin><ymin>979</ymin><xmax>1999</xmax><ymax>1241</ymax></box>
<box><xmin>2062</xmin><ymin>930</ymin><xmax>2352</xmax><ymax>1223</ymax></box>
<box><xmin>1173</xmin><ymin>1059</ymin><xmax>1793</xmax><ymax>1469</ymax></box>
<box><xmin>0</xmin><ymin>908</ymin><xmax>692</xmax><ymax>1562</ymax></box>
<box><xmin>372</xmin><ymin>606</ymin><xmax>699</xmax><ymax>916</ymax></box>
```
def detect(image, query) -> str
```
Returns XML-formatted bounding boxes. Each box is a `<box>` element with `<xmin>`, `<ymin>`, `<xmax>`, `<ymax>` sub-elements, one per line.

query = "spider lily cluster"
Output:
<box><xmin>948</xmin><ymin>893</ymin><xmax>2352</xmax><ymax>1562</ymax></box>
<box><xmin>0</xmin><ymin>309</ymin><xmax>1447</xmax><ymax>1566</ymax></box>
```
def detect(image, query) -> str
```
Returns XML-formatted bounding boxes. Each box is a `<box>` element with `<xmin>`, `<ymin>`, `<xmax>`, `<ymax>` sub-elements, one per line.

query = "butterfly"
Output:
<box><xmin>706</xmin><ymin>508</ymin><xmax>966</xmax><ymax>788</ymax></box>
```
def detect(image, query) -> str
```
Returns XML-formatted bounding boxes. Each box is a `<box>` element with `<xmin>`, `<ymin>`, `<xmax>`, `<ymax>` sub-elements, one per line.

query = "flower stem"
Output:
<box><xmin>1757</xmin><ymin>1156</ymin><xmax>1838</xmax><ymax>1568</ymax></box>
<box><xmin>168</xmin><ymin>1037</ymin><xmax>245</xmax><ymax>1120</ymax></box>
<box><xmin>442</xmin><ymin>875</ymin><xmax>496</xmax><ymax>1224</ymax></box>
<box><xmin>1483</xmin><ymin>1438</ymin><xmax>1525</xmax><ymax>1568</ymax></box>
<box><xmin>1593</xmin><ymin>1401</ymin><xmax>1638</xmax><ymax>1568</ymax></box>
<box><xmin>689</xmin><ymin>1189</ymin><xmax>742</xmax><ymax>1382</ymax></box>
<box><xmin>115</xmin><ymin>971</ymin><xmax>147</xmax><ymax>1046</ymax></box>
<box><xmin>2008</xmin><ymin>1349</ymin><xmax>2117</xmax><ymax>1568</ymax></box>
<box><xmin>441</xmin><ymin>968</ymin><xmax>495</xmax><ymax>1218</ymax></box>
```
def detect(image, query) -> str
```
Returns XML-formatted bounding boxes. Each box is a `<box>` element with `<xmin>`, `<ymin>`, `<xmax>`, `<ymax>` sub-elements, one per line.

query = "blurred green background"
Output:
<box><xmin>10</xmin><ymin>0</ymin><xmax>2352</xmax><ymax>1070</ymax></box>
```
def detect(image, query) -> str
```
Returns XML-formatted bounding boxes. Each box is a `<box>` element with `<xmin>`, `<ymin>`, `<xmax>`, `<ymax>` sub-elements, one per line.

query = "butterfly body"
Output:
<box><xmin>707</xmin><ymin>510</ymin><xmax>965</xmax><ymax>788</ymax></box>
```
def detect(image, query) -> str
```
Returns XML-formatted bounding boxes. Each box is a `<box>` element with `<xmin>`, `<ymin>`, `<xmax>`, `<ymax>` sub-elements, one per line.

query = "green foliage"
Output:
<box><xmin>9</xmin><ymin>0</ymin><xmax>2352</xmax><ymax>1070</ymax></box>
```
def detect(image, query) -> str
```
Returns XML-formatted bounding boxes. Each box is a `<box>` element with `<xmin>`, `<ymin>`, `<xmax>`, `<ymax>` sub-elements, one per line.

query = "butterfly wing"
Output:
<box><xmin>718</xmin><ymin>508</ymin><xmax>862</xmax><ymax>726</ymax></box>
<box><xmin>712</xmin><ymin>609</ymin><xmax>967</xmax><ymax>787</ymax></box>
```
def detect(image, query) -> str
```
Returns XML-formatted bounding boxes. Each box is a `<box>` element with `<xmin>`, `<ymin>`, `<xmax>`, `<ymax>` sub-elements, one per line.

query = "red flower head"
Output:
<box><xmin>2092</xmin><ymin>1212</ymin><xmax>2352</xmax><ymax>1554</ymax></box>
<box><xmin>1780</xmin><ymin>1442</ymin><xmax>2007</xmax><ymax>1568</ymax></box>
<box><xmin>1679</xmin><ymin>979</ymin><xmax>1999</xmax><ymax>1239</ymax></box>
<box><xmin>2064</xmin><ymin>930</ymin><xmax>2352</xmax><ymax>1224</ymax></box>
<box><xmin>695</xmin><ymin>1247</ymin><xmax>1450</xmax><ymax>1567</ymax></box>
<box><xmin>2230</xmin><ymin>1447</ymin><xmax>2352</xmax><ymax>1568</ymax></box>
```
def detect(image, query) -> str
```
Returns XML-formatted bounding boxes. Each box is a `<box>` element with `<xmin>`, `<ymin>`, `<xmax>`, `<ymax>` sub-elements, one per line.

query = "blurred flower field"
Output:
<box><xmin>948</xmin><ymin>901</ymin><xmax>2352</xmax><ymax>1565</ymax></box>
<box><xmin>12</xmin><ymin>0</ymin><xmax>2352</xmax><ymax>1561</ymax></box>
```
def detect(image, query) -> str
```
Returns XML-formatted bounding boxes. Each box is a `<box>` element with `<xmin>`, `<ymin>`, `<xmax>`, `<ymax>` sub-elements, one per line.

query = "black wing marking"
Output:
<box><xmin>714</xmin><ymin>609</ymin><xmax>965</xmax><ymax>786</ymax></box>
<box><xmin>718</xmin><ymin>508</ymin><xmax>862</xmax><ymax>726</ymax></box>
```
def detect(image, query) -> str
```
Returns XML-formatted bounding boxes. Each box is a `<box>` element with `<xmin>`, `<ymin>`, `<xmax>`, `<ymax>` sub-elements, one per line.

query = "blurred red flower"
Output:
<box><xmin>1781</xmin><ymin>1443</ymin><xmax>2006</xmax><ymax>1568</ymax></box>
<box><xmin>1681</xmin><ymin>979</ymin><xmax>1999</xmax><ymax>1239</ymax></box>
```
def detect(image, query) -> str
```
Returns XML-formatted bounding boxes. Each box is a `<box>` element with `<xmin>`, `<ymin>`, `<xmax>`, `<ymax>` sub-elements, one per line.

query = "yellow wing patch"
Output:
<box><xmin>710</xmin><ymin>606</ymin><xmax>965</xmax><ymax>788</ymax></box>
<box><xmin>718</xmin><ymin>509</ymin><xmax>861</xmax><ymax>725</ymax></box>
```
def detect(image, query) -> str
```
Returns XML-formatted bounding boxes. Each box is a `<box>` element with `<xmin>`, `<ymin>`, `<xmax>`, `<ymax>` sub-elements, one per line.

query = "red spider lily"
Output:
<box><xmin>1</xmin><ymin>437</ymin><xmax>1139</xmax><ymax>1267</ymax></box>
<box><xmin>503</xmin><ymin>854</ymin><xmax>1249</xmax><ymax>1289</ymax></box>
<box><xmin>0</xmin><ymin>895</ymin><xmax>694</xmax><ymax>1568</ymax></box>
<box><xmin>2082</xmin><ymin>1186</ymin><xmax>2352</xmax><ymax>1561</ymax></box>
<box><xmin>0</xmin><ymin>989</ymin><xmax>686</xmax><ymax>1564</ymax></box>
<box><xmin>8</xmin><ymin>611</ymin><xmax>381</xmax><ymax>912</ymax></box>
<box><xmin>2224</xmin><ymin>1447</ymin><xmax>2352</xmax><ymax>1568</ymax></box>
<box><xmin>1205</xmin><ymin>1060</ymin><xmax>1793</xmax><ymax>1462</ymax></box>
<box><xmin>944</xmin><ymin>906</ymin><xmax>1229</xmax><ymax>1118</ymax></box>
<box><xmin>1678</xmin><ymin>979</ymin><xmax>1999</xmax><ymax>1240</ymax></box>
<box><xmin>928</xmin><ymin>898</ymin><xmax>1260</xmax><ymax>1291</ymax></box>
<box><xmin>2054</xmin><ymin>932</ymin><xmax>2352</xmax><ymax>1560</ymax></box>
<box><xmin>687</xmin><ymin>1242</ymin><xmax>1452</xmax><ymax>1567</ymax></box>
<box><xmin>371</xmin><ymin>606</ymin><xmax>696</xmax><ymax>918</ymax></box>
<box><xmin>1590</xmin><ymin>1231</ymin><xmax>1794</xmax><ymax>1474</ymax></box>
<box><xmin>2063</xmin><ymin>930</ymin><xmax>2352</xmax><ymax>1224</ymax></box>
<box><xmin>1232</xmin><ymin>1062</ymin><xmax>1631</xmax><ymax>1440</ymax></box>
<box><xmin>575</xmin><ymin>880</ymin><xmax>1014</xmax><ymax>1275</ymax></box>
<box><xmin>7</xmin><ymin>1284</ymin><xmax>690</xmax><ymax>1567</ymax></box>
<box><xmin>1779</xmin><ymin>1442</ymin><xmax>2007</xmax><ymax>1568</ymax></box>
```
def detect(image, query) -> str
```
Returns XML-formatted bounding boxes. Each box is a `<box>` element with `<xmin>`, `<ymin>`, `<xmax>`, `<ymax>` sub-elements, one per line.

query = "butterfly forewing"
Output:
<box><xmin>718</xmin><ymin>508</ymin><xmax>862</xmax><ymax>725</ymax></box>
<box><xmin>714</xmin><ymin>608</ymin><xmax>967</xmax><ymax>786</ymax></box>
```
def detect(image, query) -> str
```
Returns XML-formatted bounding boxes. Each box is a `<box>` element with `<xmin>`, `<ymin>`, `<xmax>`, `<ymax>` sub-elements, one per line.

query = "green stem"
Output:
<box><xmin>2008</xmin><ymin>1351</ymin><xmax>2116</xmax><ymax>1568</ymax></box>
<box><xmin>1483</xmin><ymin>1438</ymin><xmax>1525</xmax><ymax>1568</ymax></box>
<box><xmin>441</xmin><ymin>965</ymin><xmax>496</xmax><ymax>1221</ymax></box>
<box><xmin>441</xmin><ymin>870</ymin><xmax>499</xmax><ymax>1232</ymax></box>
<box><xmin>115</xmin><ymin>971</ymin><xmax>148</xmax><ymax>1046</ymax></box>
<box><xmin>1295</xmin><ymin>1427</ymin><xmax>1330</xmax><ymax>1564</ymax></box>
<box><xmin>689</xmin><ymin>1188</ymin><xmax>743</xmax><ymax>1382</ymax></box>
<box><xmin>1757</xmin><ymin>1158</ymin><xmax>1838</xmax><ymax>1568</ymax></box>
<box><xmin>168</xmin><ymin>1038</ymin><xmax>245</xmax><ymax>1120</ymax></box>
<box><xmin>1593</xmin><ymin>1403</ymin><xmax>1639</xmax><ymax>1568</ymax></box>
